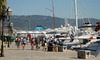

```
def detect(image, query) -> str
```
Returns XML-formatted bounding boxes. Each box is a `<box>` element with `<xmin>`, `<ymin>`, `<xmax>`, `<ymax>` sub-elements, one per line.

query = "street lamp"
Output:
<box><xmin>7</xmin><ymin>22</ymin><xmax>13</xmax><ymax>48</ymax></box>
<box><xmin>7</xmin><ymin>7</ymin><xmax>12</xmax><ymax>21</ymax></box>
<box><xmin>0</xmin><ymin>7</ymin><xmax>12</xmax><ymax>57</ymax></box>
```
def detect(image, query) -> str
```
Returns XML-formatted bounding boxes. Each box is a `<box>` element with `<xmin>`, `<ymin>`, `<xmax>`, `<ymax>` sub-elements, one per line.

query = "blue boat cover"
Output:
<box><xmin>34</xmin><ymin>26</ymin><xmax>45</xmax><ymax>31</ymax></box>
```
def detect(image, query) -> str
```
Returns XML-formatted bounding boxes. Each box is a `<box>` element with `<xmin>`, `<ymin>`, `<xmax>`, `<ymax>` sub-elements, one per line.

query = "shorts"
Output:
<box><xmin>15</xmin><ymin>41</ymin><xmax>17</xmax><ymax>43</ymax></box>
<box><xmin>17</xmin><ymin>43</ymin><xmax>20</xmax><ymax>46</ymax></box>
<box><xmin>31</xmin><ymin>44</ymin><xmax>34</xmax><ymax>46</ymax></box>
<box><xmin>23</xmin><ymin>43</ymin><xmax>26</xmax><ymax>45</ymax></box>
<box><xmin>42</xmin><ymin>44</ymin><xmax>45</xmax><ymax>46</ymax></box>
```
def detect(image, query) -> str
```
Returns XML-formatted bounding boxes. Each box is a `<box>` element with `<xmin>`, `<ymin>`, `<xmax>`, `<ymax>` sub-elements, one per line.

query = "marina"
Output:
<box><xmin>0</xmin><ymin>0</ymin><xmax>100</xmax><ymax>60</ymax></box>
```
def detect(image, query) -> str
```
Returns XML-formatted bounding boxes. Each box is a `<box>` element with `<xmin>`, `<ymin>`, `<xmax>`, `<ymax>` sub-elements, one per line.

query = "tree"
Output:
<box><xmin>0</xmin><ymin>0</ymin><xmax>7</xmax><ymax>16</ymax></box>
<box><xmin>0</xmin><ymin>0</ymin><xmax>7</xmax><ymax>38</ymax></box>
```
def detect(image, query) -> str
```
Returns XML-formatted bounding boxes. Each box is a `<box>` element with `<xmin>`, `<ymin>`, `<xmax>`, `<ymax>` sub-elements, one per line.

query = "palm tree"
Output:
<box><xmin>0</xmin><ymin>0</ymin><xmax>7</xmax><ymax>38</ymax></box>
<box><xmin>0</xmin><ymin>0</ymin><xmax>7</xmax><ymax>16</ymax></box>
<box><xmin>0</xmin><ymin>0</ymin><xmax>7</xmax><ymax>57</ymax></box>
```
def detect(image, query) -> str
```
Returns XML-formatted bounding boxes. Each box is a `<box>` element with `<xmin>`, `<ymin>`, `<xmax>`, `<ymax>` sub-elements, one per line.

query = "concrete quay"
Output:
<box><xmin>0</xmin><ymin>42</ymin><xmax>100</xmax><ymax>60</ymax></box>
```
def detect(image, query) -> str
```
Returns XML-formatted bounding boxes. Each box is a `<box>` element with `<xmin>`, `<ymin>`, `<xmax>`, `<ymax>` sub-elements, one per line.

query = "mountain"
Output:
<box><xmin>5</xmin><ymin>15</ymin><xmax>100</xmax><ymax>30</ymax></box>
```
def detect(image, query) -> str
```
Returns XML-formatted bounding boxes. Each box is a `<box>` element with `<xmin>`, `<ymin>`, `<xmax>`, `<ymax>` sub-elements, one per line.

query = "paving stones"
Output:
<box><xmin>0</xmin><ymin>42</ymin><xmax>100</xmax><ymax>60</ymax></box>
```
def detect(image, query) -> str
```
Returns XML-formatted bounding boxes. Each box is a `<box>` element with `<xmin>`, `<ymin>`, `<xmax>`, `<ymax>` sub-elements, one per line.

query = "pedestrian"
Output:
<box><xmin>15</xmin><ymin>37</ymin><xmax>17</xmax><ymax>45</ymax></box>
<box><xmin>20</xmin><ymin>36</ymin><xmax>23</xmax><ymax>45</ymax></box>
<box><xmin>35</xmin><ymin>37</ymin><xmax>39</xmax><ymax>50</ymax></box>
<box><xmin>30</xmin><ymin>38</ymin><xmax>35</xmax><ymax>50</ymax></box>
<box><xmin>26</xmin><ymin>37</ymin><xmax>29</xmax><ymax>45</ymax></box>
<box><xmin>42</xmin><ymin>38</ymin><xmax>47</xmax><ymax>51</ymax></box>
<box><xmin>17</xmin><ymin>37</ymin><xmax>20</xmax><ymax>50</ymax></box>
<box><xmin>22</xmin><ymin>37</ymin><xmax>26</xmax><ymax>50</ymax></box>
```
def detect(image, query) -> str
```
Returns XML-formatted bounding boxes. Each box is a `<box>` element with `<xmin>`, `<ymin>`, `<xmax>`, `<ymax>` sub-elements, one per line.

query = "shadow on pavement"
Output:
<box><xmin>70</xmin><ymin>57</ymin><xmax>79</xmax><ymax>59</ymax></box>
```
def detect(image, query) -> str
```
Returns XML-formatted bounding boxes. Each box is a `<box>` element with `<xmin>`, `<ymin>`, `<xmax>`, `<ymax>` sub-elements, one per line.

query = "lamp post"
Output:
<box><xmin>7</xmin><ymin>7</ymin><xmax>12</xmax><ymax>48</ymax></box>
<box><xmin>7</xmin><ymin>22</ymin><xmax>13</xmax><ymax>47</ymax></box>
<box><xmin>0</xmin><ymin>7</ymin><xmax>12</xmax><ymax>57</ymax></box>
<box><xmin>7</xmin><ymin>7</ymin><xmax>12</xmax><ymax>21</ymax></box>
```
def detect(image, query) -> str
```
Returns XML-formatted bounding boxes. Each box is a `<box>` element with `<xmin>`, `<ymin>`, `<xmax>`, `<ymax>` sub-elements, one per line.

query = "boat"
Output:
<box><xmin>63</xmin><ymin>0</ymin><xmax>100</xmax><ymax>50</ymax></box>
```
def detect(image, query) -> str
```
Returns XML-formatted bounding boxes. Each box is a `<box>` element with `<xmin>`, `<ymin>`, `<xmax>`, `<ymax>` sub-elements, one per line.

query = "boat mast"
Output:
<box><xmin>52</xmin><ymin>0</ymin><xmax>56</xmax><ymax>29</ymax></box>
<box><xmin>74</xmin><ymin>0</ymin><xmax>78</xmax><ymax>29</ymax></box>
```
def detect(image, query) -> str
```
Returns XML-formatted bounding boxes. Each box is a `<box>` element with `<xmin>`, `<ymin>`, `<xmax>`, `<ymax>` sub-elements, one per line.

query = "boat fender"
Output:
<box><xmin>90</xmin><ymin>36</ymin><xmax>93</xmax><ymax>39</ymax></box>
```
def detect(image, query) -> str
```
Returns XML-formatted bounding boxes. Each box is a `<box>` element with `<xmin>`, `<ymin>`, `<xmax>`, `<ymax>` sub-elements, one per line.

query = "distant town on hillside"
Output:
<box><xmin>6</xmin><ymin>15</ymin><xmax>100</xmax><ymax>30</ymax></box>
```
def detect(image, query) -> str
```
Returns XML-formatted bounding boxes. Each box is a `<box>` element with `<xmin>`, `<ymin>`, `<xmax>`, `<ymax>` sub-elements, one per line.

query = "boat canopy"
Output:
<box><xmin>34</xmin><ymin>26</ymin><xmax>45</xmax><ymax>31</ymax></box>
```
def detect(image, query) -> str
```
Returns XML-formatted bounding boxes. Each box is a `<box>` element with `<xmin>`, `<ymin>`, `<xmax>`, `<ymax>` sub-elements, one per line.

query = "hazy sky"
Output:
<box><xmin>7</xmin><ymin>0</ymin><xmax>100</xmax><ymax>19</ymax></box>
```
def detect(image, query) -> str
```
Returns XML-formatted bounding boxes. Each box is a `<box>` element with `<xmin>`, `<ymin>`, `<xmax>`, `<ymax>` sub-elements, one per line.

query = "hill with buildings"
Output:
<box><xmin>6</xmin><ymin>15</ymin><xmax>100</xmax><ymax>30</ymax></box>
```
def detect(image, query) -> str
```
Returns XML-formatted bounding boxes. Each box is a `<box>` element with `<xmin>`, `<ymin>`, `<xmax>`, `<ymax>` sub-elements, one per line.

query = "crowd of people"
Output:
<box><xmin>15</xmin><ymin>36</ymin><xmax>47</xmax><ymax>50</ymax></box>
<box><xmin>15</xmin><ymin>36</ymin><xmax>65</xmax><ymax>51</ymax></box>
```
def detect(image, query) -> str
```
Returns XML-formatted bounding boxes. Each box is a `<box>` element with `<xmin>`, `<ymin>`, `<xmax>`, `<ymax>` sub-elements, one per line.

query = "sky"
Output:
<box><xmin>7</xmin><ymin>0</ymin><xmax>100</xmax><ymax>19</ymax></box>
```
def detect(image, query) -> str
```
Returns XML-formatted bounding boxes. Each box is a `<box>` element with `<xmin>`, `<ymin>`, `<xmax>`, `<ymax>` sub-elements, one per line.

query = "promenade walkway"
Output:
<box><xmin>0</xmin><ymin>42</ymin><xmax>100</xmax><ymax>60</ymax></box>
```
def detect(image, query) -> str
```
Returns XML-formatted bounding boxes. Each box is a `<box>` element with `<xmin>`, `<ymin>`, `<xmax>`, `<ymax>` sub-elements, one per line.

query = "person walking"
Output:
<box><xmin>42</xmin><ymin>38</ymin><xmax>47</xmax><ymax>51</ymax></box>
<box><xmin>35</xmin><ymin>37</ymin><xmax>39</xmax><ymax>50</ymax></box>
<box><xmin>22</xmin><ymin>37</ymin><xmax>26</xmax><ymax>50</ymax></box>
<box><xmin>15</xmin><ymin>37</ymin><xmax>18</xmax><ymax>45</ymax></box>
<box><xmin>26</xmin><ymin>37</ymin><xmax>29</xmax><ymax>45</ymax></box>
<box><xmin>17</xmin><ymin>37</ymin><xmax>20</xmax><ymax>50</ymax></box>
<box><xmin>20</xmin><ymin>36</ymin><xmax>23</xmax><ymax>45</ymax></box>
<box><xmin>30</xmin><ymin>38</ymin><xmax>35</xmax><ymax>50</ymax></box>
